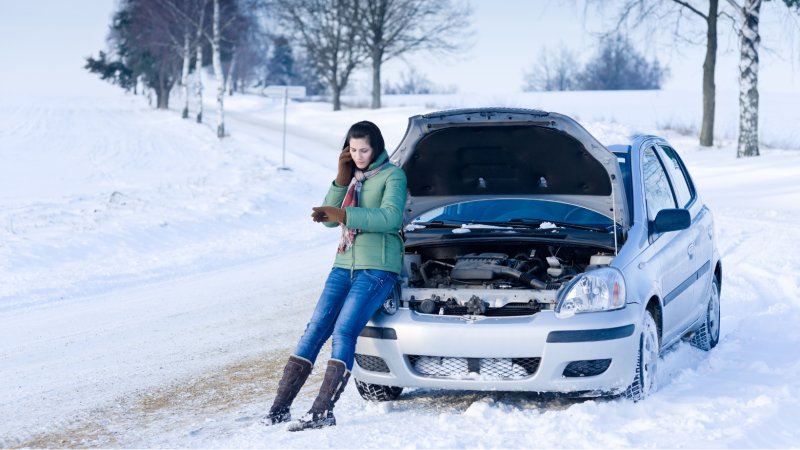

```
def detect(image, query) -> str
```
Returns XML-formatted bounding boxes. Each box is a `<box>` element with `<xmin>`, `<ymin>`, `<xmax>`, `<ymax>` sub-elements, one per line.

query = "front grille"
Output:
<box><xmin>562</xmin><ymin>359</ymin><xmax>612</xmax><ymax>377</ymax></box>
<box><xmin>407</xmin><ymin>355</ymin><xmax>540</xmax><ymax>380</ymax></box>
<box><xmin>419</xmin><ymin>302</ymin><xmax>544</xmax><ymax>317</ymax></box>
<box><xmin>354</xmin><ymin>354</ymin><xmax>390</xmax><ymax>373</ymax></box>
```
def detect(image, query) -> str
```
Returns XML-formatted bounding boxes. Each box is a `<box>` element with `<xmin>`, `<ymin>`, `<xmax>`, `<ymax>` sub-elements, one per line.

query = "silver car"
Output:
<box><xmin>353</xmin><ymin>108</ymin><xmax>721</xmax><ymax>401</ymax></box>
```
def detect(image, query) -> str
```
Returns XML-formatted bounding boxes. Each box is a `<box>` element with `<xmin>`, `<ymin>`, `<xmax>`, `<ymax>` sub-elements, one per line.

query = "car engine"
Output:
<box><xmin>401</xmin><ymin>245</ymin><xmax>614</xmax><ymax>317</ymax></box>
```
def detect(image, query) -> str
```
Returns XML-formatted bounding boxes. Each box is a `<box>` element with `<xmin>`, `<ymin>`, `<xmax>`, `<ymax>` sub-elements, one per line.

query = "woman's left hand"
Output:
<box><xmin>312</xmin><ymin>206</ymin><xmax>347</xmax><ymax>224</ymax></box>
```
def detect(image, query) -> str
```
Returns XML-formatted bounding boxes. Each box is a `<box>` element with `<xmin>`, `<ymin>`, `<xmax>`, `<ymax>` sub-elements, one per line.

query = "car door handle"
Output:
<box><xmin>687</xmin><ymin>242</ymin><xmax>696</xmax><ymax>258</ymax></box>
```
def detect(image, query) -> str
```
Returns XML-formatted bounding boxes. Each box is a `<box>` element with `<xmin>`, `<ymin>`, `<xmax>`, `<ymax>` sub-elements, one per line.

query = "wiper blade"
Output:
<box><xmin>408</xmin><ymin>220</ymin><xmax>548</xmax><ymax>232</ymax></box>
<box><xmin>406</xmin><ymin>220</ymin><xmax>463</xmax><ymax>229</ymax></box>
<box><xmin>503</xmin><ymin>218</ymin><xmax>612</xmax><ymax>233</ymax></box>
<box><xmin>409</xmin><ymin>219</ymin><xmax>612</xmax><ymax>233</ymax></box>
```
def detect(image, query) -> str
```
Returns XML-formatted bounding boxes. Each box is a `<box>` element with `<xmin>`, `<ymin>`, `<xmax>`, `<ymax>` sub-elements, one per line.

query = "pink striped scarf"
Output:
<box><xmin>338</xmin><ymin>161</ymin><xmax>390</xmax><ymax>254</ymax></box>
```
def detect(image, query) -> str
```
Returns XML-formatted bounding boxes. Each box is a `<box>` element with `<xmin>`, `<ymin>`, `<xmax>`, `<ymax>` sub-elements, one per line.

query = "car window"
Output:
<box><xmin>659</xmin><ymin>145</ymin><xmax>695</xmax><ymax>208</ymax></box>
<box><xmin>642</xmin><ymin>146</ymin><xmax>676</xmax><ymax>221</ymax></box>
<box><xmin>415</xmin><ymin>199</ymin><xmax>613</xmax><ymax>227</ymax></box>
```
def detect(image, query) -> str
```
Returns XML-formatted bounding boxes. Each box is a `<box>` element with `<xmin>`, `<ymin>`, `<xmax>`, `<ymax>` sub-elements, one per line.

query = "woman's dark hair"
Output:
<box><xmin>343</xmin><ymin>121</ymin><xmax>386</xmax><ymax>157</ymax></box>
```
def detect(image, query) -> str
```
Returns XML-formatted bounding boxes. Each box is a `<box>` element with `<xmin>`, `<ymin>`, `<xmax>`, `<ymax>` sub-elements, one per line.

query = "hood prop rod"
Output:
<box><xmin>612</xmin><ymin>175</ymin><xmax>619</xmax><ymax>256</ymax></box>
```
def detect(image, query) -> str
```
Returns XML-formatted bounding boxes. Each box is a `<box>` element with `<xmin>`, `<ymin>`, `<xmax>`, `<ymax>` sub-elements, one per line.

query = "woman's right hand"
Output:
<box><xmin>336</xmin><ymin>147</ymin><xmax>354</xmax><ymax>186</ymax></box>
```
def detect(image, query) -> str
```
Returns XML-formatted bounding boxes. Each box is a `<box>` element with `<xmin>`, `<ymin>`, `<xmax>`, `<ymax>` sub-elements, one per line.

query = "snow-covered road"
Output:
<box><xmin>2</xmin><ymin>92</ymin><xmax>799</xmax><ymax>448</ymax></box>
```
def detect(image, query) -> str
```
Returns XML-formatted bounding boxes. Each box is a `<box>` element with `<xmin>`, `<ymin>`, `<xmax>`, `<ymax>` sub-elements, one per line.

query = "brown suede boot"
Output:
<box><xmin>262</xmin><ymin>355</ymin><xmax>313</xmax><ymax>425</ymax></box>
<box><xmin>287</xmin><ymin>359</ymin><xmax>350</xmax><ymax>432</ymax></box>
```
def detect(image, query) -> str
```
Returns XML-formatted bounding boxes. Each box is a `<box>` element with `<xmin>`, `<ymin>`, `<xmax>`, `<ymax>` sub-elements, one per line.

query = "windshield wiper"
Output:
<box><xmin>408</xmin><ymin>219</ymin><xmax>551</xmax><ymax>232</ymax></box>
<box><xmin>407</xmin><ymin>220</ymin><xmax>463</xmax><ymax>229</ymax></box>
<box><xmin>503</xmin><ymin>218</ymin><xmax>612</xmax><ymax>233</ymax></box>
<box><xmin>409</xmin><ymin>219</ymin><xmax>612</xmax><ymax>234</ymax></box>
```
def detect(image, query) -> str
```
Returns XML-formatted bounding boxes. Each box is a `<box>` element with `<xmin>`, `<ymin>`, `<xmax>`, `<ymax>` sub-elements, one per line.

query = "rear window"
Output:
<box><xmin>659</xmin><ymin>145</ymin><xmax>695</xmax><ymax>207</ymax></box>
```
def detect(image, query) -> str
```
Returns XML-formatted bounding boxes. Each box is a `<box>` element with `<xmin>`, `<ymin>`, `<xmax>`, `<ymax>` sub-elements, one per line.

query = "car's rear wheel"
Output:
<box><xmin>623</xmin><ymin>310</ymin><xmax>659</xmax><ymax>401</ymax></box>
<box><xmin>689</xmin><ymin>278</ymin><xmax>721</xmax><ymax>351</ymax></box>
<box><xmin>355</xmin><ymin>379</ymin><xmax>403</xmax><ymax>401</ymax></box>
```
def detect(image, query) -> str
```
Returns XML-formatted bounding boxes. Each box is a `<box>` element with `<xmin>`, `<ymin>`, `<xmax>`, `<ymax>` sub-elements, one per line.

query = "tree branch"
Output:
<box><xmin>670</xmin><ymin>0</ymin><xmax>708</xmax><ymax>19</ymax></box>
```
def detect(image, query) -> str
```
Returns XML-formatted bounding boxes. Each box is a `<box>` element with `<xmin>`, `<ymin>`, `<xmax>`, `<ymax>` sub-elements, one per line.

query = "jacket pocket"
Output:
<box><xmin>362</xmin><ymin>269</ymin><xmax>388</xmax><ymax>287</ymax></box>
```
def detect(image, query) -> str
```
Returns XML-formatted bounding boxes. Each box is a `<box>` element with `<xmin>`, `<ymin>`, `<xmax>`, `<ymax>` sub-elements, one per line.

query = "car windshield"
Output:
<box><xmin>413</xmin><ymin>199</ymin><xmax>614</xmax><ymax>228</ymax></box>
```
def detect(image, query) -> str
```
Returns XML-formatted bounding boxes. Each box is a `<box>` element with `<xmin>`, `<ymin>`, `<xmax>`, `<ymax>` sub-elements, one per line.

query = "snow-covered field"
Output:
<box><xmin>2</xmin><ymin>88</ymin><xmax>800</xmax><ymax>448</ymax></box>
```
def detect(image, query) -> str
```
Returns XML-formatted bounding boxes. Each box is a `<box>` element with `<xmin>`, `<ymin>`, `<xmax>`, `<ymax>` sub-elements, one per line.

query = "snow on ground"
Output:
<box><xmin>1</xmin><ymin>87</ymin><xmax>800</xmax><ymax>448</ymax></box>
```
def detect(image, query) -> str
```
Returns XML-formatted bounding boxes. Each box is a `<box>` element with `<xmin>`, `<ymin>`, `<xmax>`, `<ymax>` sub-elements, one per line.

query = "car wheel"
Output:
<box><xmin>689</xmin><ymin>278</ymin><xmax>721</xmax><ymax>351</ymax></box>
<box><xmin>355</xmin><ymin>379</ymin><xmax>403</xmax><ymax>401</ymax></box>
<box><xmin>623</xmin><ymin>310</ymin><xmax>659</xmax><ymax>401</ymax></box>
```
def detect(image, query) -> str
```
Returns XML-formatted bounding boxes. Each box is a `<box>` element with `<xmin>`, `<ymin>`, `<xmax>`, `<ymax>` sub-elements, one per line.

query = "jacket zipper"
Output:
<box><xmin>381</xmin><ymin>235</ymin><xmax>386</xmax><ymax>264</ymax></box>
<box><xmin>350</xmin><ymin>239</ymin><xmax>356</xmax><ymax>277</ymax></box>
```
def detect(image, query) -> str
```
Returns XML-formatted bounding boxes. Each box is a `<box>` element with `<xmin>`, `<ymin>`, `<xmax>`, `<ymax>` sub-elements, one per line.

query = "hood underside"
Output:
<box><xmin>390</xmin><ymin>108</ymin><xmax>628</xmax><ymax>229</ymax></box>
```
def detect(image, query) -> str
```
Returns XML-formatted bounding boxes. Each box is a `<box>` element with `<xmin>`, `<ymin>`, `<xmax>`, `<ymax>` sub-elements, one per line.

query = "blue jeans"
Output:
<box><xmin>294</xmin><ymin>268</ymin><xmax>397</xmax><ymax>371</ymax></box>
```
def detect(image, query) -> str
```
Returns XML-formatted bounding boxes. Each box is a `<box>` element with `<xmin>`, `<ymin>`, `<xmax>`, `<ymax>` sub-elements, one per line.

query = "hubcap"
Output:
<box><xmin>708</xmin><ymin>283</ymin><xmax>720</xmax><ymax>341</ymax></box>
<box><xmin>641</xmin><ymin>314</ymin><xmax>659</xmax><ymax>394</ymax></box>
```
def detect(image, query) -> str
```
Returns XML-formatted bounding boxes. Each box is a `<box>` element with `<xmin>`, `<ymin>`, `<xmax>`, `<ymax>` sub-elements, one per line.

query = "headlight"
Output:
<box><xmin>555</xmin><ymin>267</ymin><xmax>626</xmax><ymax>319</ymax></box>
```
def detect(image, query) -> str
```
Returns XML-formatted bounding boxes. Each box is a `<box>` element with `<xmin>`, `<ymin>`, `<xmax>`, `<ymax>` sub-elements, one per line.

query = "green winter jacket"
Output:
<box><xmin>320</xmin><ymin>150</ymin><xmax>407</xmax><ymax>275</ymax></box>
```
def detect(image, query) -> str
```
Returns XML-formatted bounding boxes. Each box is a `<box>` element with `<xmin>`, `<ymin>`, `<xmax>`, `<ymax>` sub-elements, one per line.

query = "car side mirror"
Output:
<box><xmin>651</xmin><ymin>208</ymin><xmax>690</xmax><ymax>234</ymax></box>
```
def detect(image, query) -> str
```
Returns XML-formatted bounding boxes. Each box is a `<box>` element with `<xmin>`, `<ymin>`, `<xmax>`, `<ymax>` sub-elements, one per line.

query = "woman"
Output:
<box><xmin>264</xmin><ymin>121</ymin><xmax>407</xmax><ymax>431</ymax></box>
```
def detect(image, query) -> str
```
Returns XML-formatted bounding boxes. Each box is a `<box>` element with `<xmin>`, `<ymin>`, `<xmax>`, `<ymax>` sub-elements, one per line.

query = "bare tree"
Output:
<box><xmin>730</xmin><ymin>0</ymin><xmax>762</xmax><ymax>157</ymax></box>
<box><xmin>275</xmin><ymin>0</ymin><xmax>368</xmax><ymax>111</ymax></box>
<box><xmin>209</xmin><ymin>0</ymin><xmax>251</xmax><ymax>135</ymax></box>
<box><xmin>227</xmin><ymin>22</ymin><xmax>269</xmax><ymax>94</ymax></box>
<box><xmin>152</xmin><ymin>0</ymin><xmax>209</xmax><ymax>119</ymax></box>
<box><xmin>613</xmin><ymin>0</ymin><xmax>723</xmax><ymax>147</ymax></box>
<box><xmin>729</xmin><ymin>0</ymin><xmax>799</xmax><ymax>157</ymax></box>
<box><xmin>167</xmin><ymin>0</ymin><xmax>244</xmax><ymax>136</ymax></box>
<box><xmin>522</xmin><ymin>46</ymin><xmax>578</xmax><ymax>92</ymax></box>
<box><xmin>194</xmin><ymin>2</ymin><xmax>208</xmax><ymax>123</ymax></box>
<box><xmin>576</xmin><ymin>34</ymin><xmax>668</xmax><ymax>90</ymax></box>
<box><xmin>161</xmin><ymin>0</ymin><xmax>210</xmax><ymax>121</ymax></box>
<box><xmin>87</xmin><ymin>0</ymin><xmax>184</xmax><ymax>109</ymax></box>
<box><xmin>212</xmin><ymin>0</ymin><xmax>226</xmax><ymax>137</ymax></box>
<box><xmin>384</xmin><ymin>67</ymin><xmax>434</xmax><ymax>94</ymax></box>
<box><xmin>360</xmin><ymin>0</ymin><xmax>471</xmax><ymax>109</ymax></box>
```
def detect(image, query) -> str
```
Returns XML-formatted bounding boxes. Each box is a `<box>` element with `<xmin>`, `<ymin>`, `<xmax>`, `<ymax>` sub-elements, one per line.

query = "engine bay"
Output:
<box><xmin>401</xmin><ymin>242</ymin><xmax>614</xmax><ymax>317</ymax></box>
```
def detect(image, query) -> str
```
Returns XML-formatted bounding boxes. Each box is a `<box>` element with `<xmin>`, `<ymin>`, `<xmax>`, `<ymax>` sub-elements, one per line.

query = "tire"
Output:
<box><xmin>354</xmin><ymin>379</ymin><xmax>403</xmax><ymax>401</ymax></box>
<box><xmin>623</xmin><ymin>310</ymin><xmax>659</xmax><ymax>401</ymax></box>
<box><xmin>689</xmin><ymin>278</ymin><xmax>721</xmax><ymax>351</ymax></box>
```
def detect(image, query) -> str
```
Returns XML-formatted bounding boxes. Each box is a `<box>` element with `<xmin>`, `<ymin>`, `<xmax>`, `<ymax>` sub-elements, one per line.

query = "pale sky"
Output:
<box><xmin>383</xmin><ymin>0</ymin><xmax>800</xmax><ymax>94</ymax></box>
<box><xmin>0</xmin><ymin>0</ymin><xmax>797</xmax><ymax>97</ymax></box>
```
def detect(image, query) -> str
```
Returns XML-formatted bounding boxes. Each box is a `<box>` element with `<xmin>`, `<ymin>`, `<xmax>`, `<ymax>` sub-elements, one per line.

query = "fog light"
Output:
<box><xmin>382</xmin><ymin>296</ymin><xmax>398</xmax><ymax>315</ymax></box>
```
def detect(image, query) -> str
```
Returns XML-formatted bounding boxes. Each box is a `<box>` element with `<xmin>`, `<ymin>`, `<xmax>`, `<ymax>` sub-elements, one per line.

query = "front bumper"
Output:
<box><xmin>353</xmin><ymin>305</ymin><xmax>641</xmax><ymax>395</ymax></box>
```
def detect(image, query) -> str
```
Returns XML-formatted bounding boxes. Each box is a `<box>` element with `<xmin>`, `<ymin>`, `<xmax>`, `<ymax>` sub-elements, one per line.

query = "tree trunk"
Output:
<box><xmin>332</xmin><ymin>82</ymin><xmax>341</xmax><ymax>111</ymax></box>
<box><xmin>156</xmin><ymin>77</ymin><xmax>170</xmax><ymax>109</ymax></box>
<box><xmin>212</xmin><ymin>0</ymin><xmax>225</xmax><ymax>138</ymax></box>
<box><xmin>737</xmin><ymin>0</ymin><xmax>762</xmax><ymax>158</ymax></box>
<box><xmin>370</xmin><ymin>50</ymin><xmax>382</xmax><ymax>109</ymax></box>
<box><xmin>225</xmin><ymin>47</ymin><xmax>237</xmax><ymax>97</ymax></box>
<box><xmin>181</xmin><ymin>31</ymin><xmax>191</xmax><ymax>119</ymax></box>
<box><xmin>194</xmin><ymin>5</ymin><xmax>206</xmax><ymax>124</ymax></box>
<box><xmin>700</xmin><ymin>0</ymin><xmax>718</xmax><ymax>147</ymax></box>
<box><xmin>195</xmin><ymin>44</ymin><xmax>204</xmax><ymax>123</ymax></box>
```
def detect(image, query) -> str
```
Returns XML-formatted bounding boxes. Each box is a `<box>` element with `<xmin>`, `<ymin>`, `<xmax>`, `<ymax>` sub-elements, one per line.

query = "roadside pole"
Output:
<box><xmin>264</xmin><ymin>85</ymin><xmax>306</xmax><ymax>171</ymax></box>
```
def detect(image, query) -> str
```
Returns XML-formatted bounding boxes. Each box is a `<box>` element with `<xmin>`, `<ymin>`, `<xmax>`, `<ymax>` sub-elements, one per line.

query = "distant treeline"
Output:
<box><xmin>85</xmin><ymin>0</ymin><xmax>472</xmax><ymax>120</ymax></box>
<box><xmin>522</xmin><ymin>34</ymin><xmax>669</xmax><ymax>92</ymax></box>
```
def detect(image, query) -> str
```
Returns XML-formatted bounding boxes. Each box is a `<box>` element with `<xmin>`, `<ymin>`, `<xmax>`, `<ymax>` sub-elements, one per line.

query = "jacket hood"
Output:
<box><xmin>389</xmin><ymin>108</ymin><xmax>628</xmax><ymax>229</ymax></box>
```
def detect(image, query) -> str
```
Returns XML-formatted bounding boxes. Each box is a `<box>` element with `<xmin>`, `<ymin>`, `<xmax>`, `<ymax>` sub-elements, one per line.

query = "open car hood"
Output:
<box><xmin>389</xmin><ymin>108</ymin><xmax>629</xmax><ymax>230</ymax></box>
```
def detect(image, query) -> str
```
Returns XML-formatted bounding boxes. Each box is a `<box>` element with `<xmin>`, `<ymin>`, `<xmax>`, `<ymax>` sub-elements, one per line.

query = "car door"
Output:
<box><xmin>640</xmin><ymin>145</ymin><xmax>696</xmax><ymax>341</ymax></box>
<box><xmin>659</xmin><ymin>145</ymin><xmax>714</xmax><ymax>325</ymax></box>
